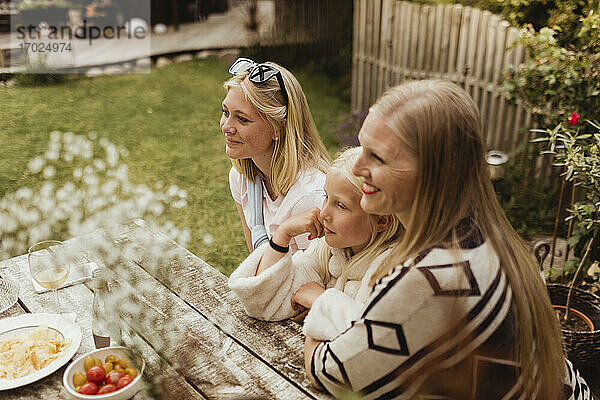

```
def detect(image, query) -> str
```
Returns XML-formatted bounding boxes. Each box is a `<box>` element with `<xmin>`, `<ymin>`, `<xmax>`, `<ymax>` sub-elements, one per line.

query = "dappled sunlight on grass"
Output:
<box><xmin>0</xmin><ymin>58</ymin><xmax>349</xmax><ymax>275</ymax></box>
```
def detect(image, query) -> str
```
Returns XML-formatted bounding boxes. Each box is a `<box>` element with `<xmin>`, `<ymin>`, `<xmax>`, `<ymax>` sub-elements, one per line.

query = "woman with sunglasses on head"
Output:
<box><xmin>304</xmin><ymin>80</ymin><xmax>592</xmax><ymax>399</ymax></box>
<box><xmin>222</xmin><ymin>58</ymin><xmax>330</xmax><ymax>253</ymax></box>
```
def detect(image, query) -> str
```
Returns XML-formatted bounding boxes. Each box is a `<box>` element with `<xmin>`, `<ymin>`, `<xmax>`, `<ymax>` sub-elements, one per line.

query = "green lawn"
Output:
<box><xmin>0</xmin><ymin>58</ymin><xmax>349</xmax><ymax>275</ymax></box>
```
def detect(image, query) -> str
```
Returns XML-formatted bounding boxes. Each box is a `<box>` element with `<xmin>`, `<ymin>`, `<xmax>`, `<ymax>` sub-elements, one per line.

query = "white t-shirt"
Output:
<box><xmin>229</xmin><ymin>167</ymin><xmax>326</xmax><ymax>253</ymax></box>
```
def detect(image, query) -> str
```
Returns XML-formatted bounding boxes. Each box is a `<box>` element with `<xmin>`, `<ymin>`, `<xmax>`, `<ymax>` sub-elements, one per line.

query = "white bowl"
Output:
<box><xmin>63</xmin><ymin>346</ymin><xmax>145</xmax><ymax>400</ymax></box>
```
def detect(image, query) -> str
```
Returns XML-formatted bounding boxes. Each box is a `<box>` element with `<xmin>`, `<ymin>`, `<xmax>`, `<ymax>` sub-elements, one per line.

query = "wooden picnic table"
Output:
<box><xmin>0</xmin><ymin>219</ymin><xmax>331</xmax><ymax>399</ymax></box>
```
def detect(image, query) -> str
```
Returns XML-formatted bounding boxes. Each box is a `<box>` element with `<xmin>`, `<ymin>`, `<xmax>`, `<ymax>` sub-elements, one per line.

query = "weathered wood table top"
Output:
<box><xmin>0</xmin><ymin>219</ymin><xmax>330</xmax><ymax>399</ymax></box>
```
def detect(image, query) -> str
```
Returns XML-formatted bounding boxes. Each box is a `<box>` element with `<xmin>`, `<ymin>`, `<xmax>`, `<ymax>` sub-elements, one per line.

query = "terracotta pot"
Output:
<box><xmin>553</xmin><ymin>305</ymin><xmax>595</xmax><ymax>332</ymax></box>
<box><xmin>547</xmin><ymin>284</ymin><xmax>600</xmax><ymax>367</ymax></box>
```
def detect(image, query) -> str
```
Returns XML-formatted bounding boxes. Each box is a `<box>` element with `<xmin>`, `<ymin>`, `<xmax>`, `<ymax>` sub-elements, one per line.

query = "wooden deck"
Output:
<box><xmin>0</xmin><ymin>1</ymin><xmax>274</xmax><ymax>73</ymax></box>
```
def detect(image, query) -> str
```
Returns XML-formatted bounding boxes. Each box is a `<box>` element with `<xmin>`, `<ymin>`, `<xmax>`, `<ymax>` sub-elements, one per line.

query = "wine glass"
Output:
<box><xmin>28</xmin><ymin>240</ymin><xmax>74</xmax><ymax>318</ymax></box>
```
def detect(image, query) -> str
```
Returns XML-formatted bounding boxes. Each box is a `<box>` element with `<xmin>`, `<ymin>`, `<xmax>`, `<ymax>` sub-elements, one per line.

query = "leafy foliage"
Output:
<box><xmin>422</xmin><ymin>0</ymin><xmax>599</xmax><ymax>47</ymax></box>
<box><xmin>332</xmin><ymin>108</ymin><xmax>367</xmax><ymax>149</ymax></box>
<box><xmin>502</xmin><ymin>26</ymin><xmax>600</xmax><ymax>128</ymax></box>
<box><xmin>533</xmin><ymin>120</ymin><xmax>600</xmax><ymax>292</ymax></box>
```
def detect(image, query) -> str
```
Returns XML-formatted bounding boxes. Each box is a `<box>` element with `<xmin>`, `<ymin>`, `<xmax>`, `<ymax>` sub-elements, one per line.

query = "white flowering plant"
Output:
<box><xmin>0</xmin><ymin>131</ymin><xmax>190</xmax><ymax>257</ymax></box>
<box><xmin>0</xmin><ymin>131</ymin><xmax>194</xmax><ymax>396</ymax></box>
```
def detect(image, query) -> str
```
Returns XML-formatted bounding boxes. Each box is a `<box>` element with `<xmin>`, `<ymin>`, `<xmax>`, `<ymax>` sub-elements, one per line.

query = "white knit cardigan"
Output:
<box><xmin>227</xmin><ymin>237</ymin><xmax>391</xmax><ymax>340</ymax></box>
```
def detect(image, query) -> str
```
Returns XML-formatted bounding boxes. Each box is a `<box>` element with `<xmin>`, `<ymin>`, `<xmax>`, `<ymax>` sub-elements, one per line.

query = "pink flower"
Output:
<box><xmin>569</xmin><ymin>112</ymin><xmax>580</xmax><ymax>126</ymax></box>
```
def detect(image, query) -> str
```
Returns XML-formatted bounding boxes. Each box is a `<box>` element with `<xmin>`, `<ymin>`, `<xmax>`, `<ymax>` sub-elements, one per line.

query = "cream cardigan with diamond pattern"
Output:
<box><xmin>309</xmin><ymin>222</ymin><xmax>592</xmax><ymax>400</ymax></box>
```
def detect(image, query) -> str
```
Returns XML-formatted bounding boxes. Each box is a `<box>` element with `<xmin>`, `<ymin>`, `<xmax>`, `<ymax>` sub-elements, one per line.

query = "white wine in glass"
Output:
<box><xmin>28</xmin><ymin>240</ymin><xmax>72</xmax><ymax>315</ymax></box>
<box><xmin>34</xmin><ymin>268</ymin><xmax>69</xmax><ymax>290</ymax></box>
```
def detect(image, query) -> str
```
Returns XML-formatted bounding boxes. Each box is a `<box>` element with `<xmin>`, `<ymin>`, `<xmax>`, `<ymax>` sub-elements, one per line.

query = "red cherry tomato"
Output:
<box><xmin>105</xmin><ymin>371</ymin><xmax>125</xmax><ymax>386</ymax></box>
<box><xmin>97</xmin><ymin>384</ymin><xmax>117</xmax><ymax>394</ymax></box>
<box><xmin>86</xmin><ymin>365</ymin><xmax>106</xmax><ymax>384</ymax></box>
<box><xmin>117</xmin><ymin>375</ymin><xmax>134</xmax><ymax>389</ymax></box>
<box><xmin>77</xmin><ymin>382</ymin><xmax>99</xmax><ymax>395</ymax></box>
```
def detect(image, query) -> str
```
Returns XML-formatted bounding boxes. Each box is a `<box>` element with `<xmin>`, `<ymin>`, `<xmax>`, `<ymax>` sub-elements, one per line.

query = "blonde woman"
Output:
<box><xmin>305</xmin><ymin>80</ymin><xmax>592</xmax><ymax>399</ymax></box>
<box><xmin>222</xmin><ymin>58</ymin><xmax>330</xmax><ymax>253</ymax></box>
<box><xmin>228</xmin><ymin>147</ymin><xmax>402</xmax><ymax>340</ymax></box>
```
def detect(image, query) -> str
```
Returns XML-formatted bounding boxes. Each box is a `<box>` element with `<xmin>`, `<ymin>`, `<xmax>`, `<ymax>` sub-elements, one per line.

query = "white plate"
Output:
<box><xmin>0</xmin><ymin>313</ymin><xmax>82</xmax><ymax>391</ymax></box>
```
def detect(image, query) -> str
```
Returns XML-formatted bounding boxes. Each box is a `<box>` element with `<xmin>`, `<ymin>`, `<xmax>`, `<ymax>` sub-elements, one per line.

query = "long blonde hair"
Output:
<box><xmin>369</xmin><ymin>80</ymin><xmax>563</xmax><ymax>399</ymax></box>
<box><xmin>224</xmin><ymin>62</ymin><xmax>330</xmax><ymax>197</ymax></box>
<box><xmin>314</xmin><ymin>147</ymin><xmax>403</xmax><ymax>288</ymax></box>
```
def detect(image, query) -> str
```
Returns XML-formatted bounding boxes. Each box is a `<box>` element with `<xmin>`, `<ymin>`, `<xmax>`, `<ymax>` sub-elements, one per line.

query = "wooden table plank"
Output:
<box><xmin>119</xmin><ymin>220</ymin><xmax>330</xmax><ymax>399</ymax></box>
<box><xmin>1</xmin><ymin>221</ymin><xmax>325</xmax><ymax>399</ymax></box>
<box><xmin>0</xmin><ymin>301</ymin><xmax>25</xmax><ymax>319</ymax></box>
<box><xmin>104</xmin><ymin>256</ymin><xmax>312</xmax><ymax>399</ymax></box>
<box><xmin>0</xmin><ymin>255</ymin><xmax>99</xmax><ymax>399</ymax></box>
<box><xmin>119</xmin><ymin>325</ymin><xmax>206</xmax><ymax>400</ymax></box>
<box><xmin>0</xmin><ymin>252</ymin><xmax>204</xmax><ymax>400</ymax></box>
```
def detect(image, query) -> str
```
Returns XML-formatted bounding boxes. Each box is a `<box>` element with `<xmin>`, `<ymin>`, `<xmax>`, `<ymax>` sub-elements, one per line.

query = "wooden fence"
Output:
<box><xmin>264</xmin><ymin>0</ymin><xmax>352</xmax><ymax>61</ymax></box>
<box><xmin>272</xmin><ymin>0</ymin><xmax>343</xmax><ymax>43</ymax></box>
<box><xmin>352</xmin><ymin>0</ymin><xmax>554</xmax><ymax>185</ymax></box>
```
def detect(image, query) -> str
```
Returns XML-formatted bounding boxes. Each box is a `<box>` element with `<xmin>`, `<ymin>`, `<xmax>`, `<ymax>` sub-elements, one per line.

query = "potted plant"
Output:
<box><xmin>502</xmin><ymin>10</ymin><xmax>600</xmax><ymax>367</ymax></box>
<box><xmin>533</xmin><ymin>119</ymin><xmax>600</xmax><ymax>367</ymax></box>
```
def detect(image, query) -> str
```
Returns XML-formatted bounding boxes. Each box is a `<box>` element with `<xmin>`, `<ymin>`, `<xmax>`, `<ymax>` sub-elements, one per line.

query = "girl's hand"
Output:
<box><xmin>291</xmin><ymin>281</ymin><xmax>325</xmax><ymax>312</ymax></box>
<box><xmin>256</xmin><ymin>208</ymin><xmax>323</xmax><ymax>277</ymax></box>
<box><xmin>274</xmin><ymin>207</ymin><xmax>324</xmax><ymax>245</ymax></box>
<box><xmin>290</xmin><ymin>307</ymin><xmax>309</xmax><ymax>324</ymax></box>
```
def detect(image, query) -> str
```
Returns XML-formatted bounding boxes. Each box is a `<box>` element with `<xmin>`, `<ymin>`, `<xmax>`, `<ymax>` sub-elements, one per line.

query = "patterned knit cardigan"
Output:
<box><xmin>310</xmin><ymin>221</ymin><xmax>592</xmax><ymax>399</ymax></box>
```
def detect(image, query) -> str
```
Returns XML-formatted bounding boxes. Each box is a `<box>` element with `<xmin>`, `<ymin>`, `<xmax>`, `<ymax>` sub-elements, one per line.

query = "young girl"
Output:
<box><xmin>222</xmin><ymin>58</ymin><xmax>330</xmax><ymax>254</ymax></box>
<box><xmin>228</xmin><ymin>147</ymin><xmax>402</xmax><ymax>340</ymax></box>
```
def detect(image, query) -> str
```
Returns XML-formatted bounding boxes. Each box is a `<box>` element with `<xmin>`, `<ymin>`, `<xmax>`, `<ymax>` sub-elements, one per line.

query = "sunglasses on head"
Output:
<box><xmin>228</xmin><ymin>57</ymin><xmax>289</xmax><ymax>105</ymax></box>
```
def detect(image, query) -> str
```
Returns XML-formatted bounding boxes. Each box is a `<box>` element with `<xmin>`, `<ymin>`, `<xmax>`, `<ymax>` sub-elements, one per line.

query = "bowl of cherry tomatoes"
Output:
<box><xmin>63</xmin><ymin>346</ymin><xmax>145</xmax><ymax>400</ymax></box>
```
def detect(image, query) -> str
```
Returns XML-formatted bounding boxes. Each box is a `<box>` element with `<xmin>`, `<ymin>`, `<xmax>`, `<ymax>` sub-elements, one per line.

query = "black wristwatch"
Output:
<box><xmin>269</xmin><ymin>237</ymin><xmax>289</xmax><ymax>253</ymax></box>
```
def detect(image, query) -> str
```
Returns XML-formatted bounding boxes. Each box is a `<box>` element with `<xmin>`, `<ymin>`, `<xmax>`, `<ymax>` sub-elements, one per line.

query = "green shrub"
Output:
<box><xmin>13</xmin><ymin>72</ymin><xmax>69</xmax><ymax>86</ymax></box>
<box><xmin>533</xmin><ymin>120</ymin><xmax>600</xmax><ymax>292</ymax></box>
<box><xmin>421</xmin><ymin>0</ymin><xmax>599</xmax><ymax>47</ymax></box>
<box><xmin>492</xmin><ymin>145</ymin><xmax>563</xmax><ymax>239</ymax></box>
<box><xmin>502</xmin><ymin>25</ymin><xmax>600</xmax><ymax>127</ymax></box>
<box><xmin>578</xmin><ymin>6</ymin><xmax>600</xmax><ymax>52</ymax></box>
